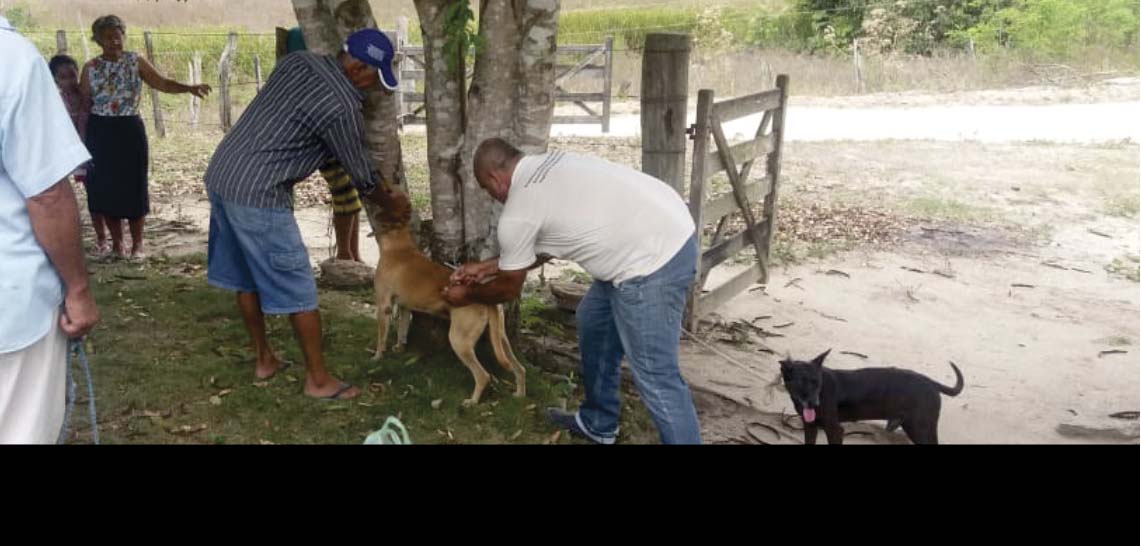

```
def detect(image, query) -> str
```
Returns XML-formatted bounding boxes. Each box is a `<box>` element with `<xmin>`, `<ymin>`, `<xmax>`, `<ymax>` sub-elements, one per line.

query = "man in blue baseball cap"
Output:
<box><xmin>201</xmin><ymin>27</ymin><xmax>400</xmax><ymax>401</ymax></box>
<box><xmin>344</xmin><ymin>28</ymin><xmax>400</xmax><ymax>91</ymax></box>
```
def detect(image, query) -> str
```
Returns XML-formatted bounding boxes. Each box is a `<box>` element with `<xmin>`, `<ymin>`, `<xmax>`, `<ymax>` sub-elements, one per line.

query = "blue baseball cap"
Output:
<box><xmin>344</xmin><ymin>28</ymin><xmax>399</xmax><ymax>91</ymax></box>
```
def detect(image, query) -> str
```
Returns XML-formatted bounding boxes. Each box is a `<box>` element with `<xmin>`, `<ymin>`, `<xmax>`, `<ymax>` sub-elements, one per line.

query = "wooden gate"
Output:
<box><xmin>684</xmin><ymin>75</ymin><xmax>790</xmax><ymax>331</ymax></box>
<box><xmin>276</xmin><ymin>27</ymin><xmax>615</xmax><ymax>132</ymax></box>
<box><xmin>399</xmin><ymin>38</ymin><xmax>614</xmax><ymax>132</ymax></box>
<box><xmin>552</xmin><ymin>37</ymin><xmax>615</xmax><ymax>132</ymax></box>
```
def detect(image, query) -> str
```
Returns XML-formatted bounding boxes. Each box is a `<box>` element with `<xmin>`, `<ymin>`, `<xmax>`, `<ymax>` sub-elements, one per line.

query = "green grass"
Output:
<box><xmin>1103</xmin><ymin>193</ymin><xmax>1140</xmax><ymax>219</ymax></box>
<box><xmin>904</xmin><ymin>196</ymin><xmax>994</xmax><ymax>223</ymax></box>
<box><xmin>1105</xmin><ymin>254</ymin><xmax>1141</xmax><ymax>283</ymax></box>
<box><xmin>23</xmin><ymin>2</ymin><xmax>1138</xmax><ymax>122</ymax></box>
<box><xmin>767</xmin><ymin>238</ymin><xmax>853</xmax><ymax>266</ymax></box>
<box><xmin>71</xmin><ymin>253</ymin><xmax>658</xmax><ymax>444</ymax></box>
<box><xmin>520</xmin><ymin>293</ymin><xmax>567</xmax><ymax>339</ymax></box>
<box><xmin>560</xmin><ymin>6</ymin><xmax>701</xmax><ymax>48</ymax></box>
<box><xmin>1099</xmin><ymin>335</ymin><xmax>1134</xmax><ymax>347</ymax></box>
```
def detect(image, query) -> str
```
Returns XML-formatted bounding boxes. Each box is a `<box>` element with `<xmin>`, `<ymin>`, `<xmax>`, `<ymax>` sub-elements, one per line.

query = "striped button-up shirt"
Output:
<box><xmin>204</xmin><ymin>52</ymin><xmax>377</xmax><ymax>209</ymax></box>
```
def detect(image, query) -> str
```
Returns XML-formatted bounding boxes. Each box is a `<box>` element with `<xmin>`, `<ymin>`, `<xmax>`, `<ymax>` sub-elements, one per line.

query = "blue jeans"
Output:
<box><xmin>575</xmin><ymin>234</ymin><xmax>702</xmax><ymax>445</ymax></box>
<box><xmin>206</xmin><ymin>193</ymin><xmax>318</xmax><ymax>315</ymax></box>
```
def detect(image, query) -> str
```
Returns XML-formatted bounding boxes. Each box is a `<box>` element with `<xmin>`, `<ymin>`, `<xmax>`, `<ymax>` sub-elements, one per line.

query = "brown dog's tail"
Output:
<box><xmin>487</xmin><ymin>304</ymin><xmax>527</xmax><ymax>397</ymax></box>
<box><xmin>487</xmin><ymin>305</ymin><xmax>512</xmax><ymax>364</ymax></box>
<box><xmin>934</xmin><ymin>361</ymin><xmax>964</xmax><ymax>397</ymax></box>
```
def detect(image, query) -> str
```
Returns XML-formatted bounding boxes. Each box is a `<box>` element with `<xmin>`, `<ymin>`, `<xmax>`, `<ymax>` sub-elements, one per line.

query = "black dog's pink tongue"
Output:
<box><xmin>803</xmin><ymin>408</ymin><xmax>816</xmax><ymax>423</ymax></box>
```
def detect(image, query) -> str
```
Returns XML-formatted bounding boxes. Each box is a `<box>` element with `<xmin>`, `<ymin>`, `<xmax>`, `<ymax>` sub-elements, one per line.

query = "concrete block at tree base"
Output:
<box><xmin>319</xmin><ymin>258</ymin><xmax>375</xmax><ymax>289</ymax></box>
<box><xmin>549</xmin><ymin>281</ymin><xmax>588</xmax><ymax>312</ymax></box>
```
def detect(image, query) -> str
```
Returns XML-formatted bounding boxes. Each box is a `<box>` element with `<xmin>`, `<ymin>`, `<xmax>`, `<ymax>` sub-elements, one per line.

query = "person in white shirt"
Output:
<box><xmin>444</xmin><ymin>138</ymin><xmax>702</xmax><ymax>444</ymax></box>
<box><xmin>0</xmin><ymin>15</ymin><xmax>101</xmax><ymax>443</ymax></box>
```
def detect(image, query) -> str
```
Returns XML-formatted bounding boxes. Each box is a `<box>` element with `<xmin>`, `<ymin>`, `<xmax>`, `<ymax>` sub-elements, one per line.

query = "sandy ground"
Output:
<box><xmin>543</xmin><ymin>79</ymin><xmax>1141</xmax><ymax>142</ymax></box>
<box><xmin>140</xmin><ymin>81</ymin><xmax>1140</xmax><ymax>444</ymax></box>
<box><xmin>392</xmin><ymin>77</ymin><xmax>1141</xmax><ymax>143</ymax></box>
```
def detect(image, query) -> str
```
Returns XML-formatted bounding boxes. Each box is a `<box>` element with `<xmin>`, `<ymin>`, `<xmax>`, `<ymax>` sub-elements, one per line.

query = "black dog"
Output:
<box><xmin>779</xmin><ymin>350</ymin><xmax>964</xmax><ymax>445</ymax></box>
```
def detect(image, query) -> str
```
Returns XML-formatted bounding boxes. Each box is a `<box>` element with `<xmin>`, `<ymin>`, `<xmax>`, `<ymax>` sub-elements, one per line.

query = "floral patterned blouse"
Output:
<box><xmin>87</xmin><ymin>51</ymin><xmax>142</xmax><ymax>116</ymax></box>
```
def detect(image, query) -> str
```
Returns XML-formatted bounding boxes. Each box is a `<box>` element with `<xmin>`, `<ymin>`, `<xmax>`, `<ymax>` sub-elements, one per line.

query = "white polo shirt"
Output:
<box><xmin>497</xmin><ymin>151</ymin><xmax>695</xmax><ymax>284</ymax></box>
<box><xmin>0</xmin><ymin>16</ymin><xmax>92</xmax><ymax>353</ymax></box>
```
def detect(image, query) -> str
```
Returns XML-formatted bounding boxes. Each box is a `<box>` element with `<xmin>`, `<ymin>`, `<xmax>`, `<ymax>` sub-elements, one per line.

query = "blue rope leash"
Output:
<box><xmin>57</xmin><ymin>339</ymin><xmax>99</xmax><ymax>445</ymax></box>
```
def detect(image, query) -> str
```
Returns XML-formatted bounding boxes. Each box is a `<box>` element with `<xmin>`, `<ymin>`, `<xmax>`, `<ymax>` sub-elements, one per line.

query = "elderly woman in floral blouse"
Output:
<box><xmin>80</xmin><ymin>14</ymin><xmax>210</xmax><ymax>259</ymax></box>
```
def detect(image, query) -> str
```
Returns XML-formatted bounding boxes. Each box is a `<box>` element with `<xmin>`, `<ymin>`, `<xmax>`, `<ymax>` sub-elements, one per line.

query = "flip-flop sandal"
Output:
<box><xmin>321</xmin><ymin>382</ymin><xmax>357</xmax><ymax>401</ymax></box>
<box><xmin>258</xmin><ymin>360</ymin><xmax>294</xmax><ymax>380</ymax></box>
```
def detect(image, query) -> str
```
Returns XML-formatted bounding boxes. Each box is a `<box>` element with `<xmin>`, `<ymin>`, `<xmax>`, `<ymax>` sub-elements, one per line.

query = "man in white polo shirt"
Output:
<box><xmin>443</xmin><ymin>138</ymin><xmax>702</xmax><ymax>444</ymax></box>
<box><xmin>1</xmin><ymin>14</ymin><xmax>101</xmax><ymax>443</ymax></box>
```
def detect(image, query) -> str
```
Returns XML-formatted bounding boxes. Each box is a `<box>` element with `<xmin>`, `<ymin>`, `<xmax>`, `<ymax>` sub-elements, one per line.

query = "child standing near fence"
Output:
<box><xmin>50</xmin><ymin>54</ymin><xmax>108</xmax><ymax>254</ymax></box>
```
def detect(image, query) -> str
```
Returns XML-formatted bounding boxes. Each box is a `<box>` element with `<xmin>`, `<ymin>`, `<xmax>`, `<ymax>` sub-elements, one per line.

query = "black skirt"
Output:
<box><xmin>85</xmin><ymin>114</ymin><xmax>149</xmax><ymax>219</ymax></box>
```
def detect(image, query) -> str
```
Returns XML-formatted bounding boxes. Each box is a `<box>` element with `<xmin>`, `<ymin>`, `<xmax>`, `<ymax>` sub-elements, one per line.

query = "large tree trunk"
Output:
<box><xmin>414</xmin><ymin>0</ymin><xmax>468</xmax><ymax>263</ymax></box>
<box><xmin>459</xmin><ymin>0</ymin><xmax>561</xmax><ymax>261</ymax></box>
<box><xmin>460</xmin><ymin>0</ymin><xmax>520</xmax><ymax>261</ymax></box>
<box><xmin>463</xmin><ymin>1</ymin><xmax>561</xmax><ymax>339</ymax></box>
<box><xmin>407</xmin><ymin>0</ymin><xmax>560</xmax><ymax>263</ymax></box>
<box><xmin>291</xmin><ymin>0</ymin><xmax>416</xmax><ymax>242</ymax></box>
<box><xmin>294</xmin><ymin>0</ymin><xmax>559</xmax><ymax>262</ymax></box>
<box><xmin>513</xmin><ymin>0</ymin><xmax>560</xmax><ymax>154</ymax></box>
<box><xmin>287</xmin><ymin>1</ymin><xmax>560</xmax><ymax>344</ymax></box>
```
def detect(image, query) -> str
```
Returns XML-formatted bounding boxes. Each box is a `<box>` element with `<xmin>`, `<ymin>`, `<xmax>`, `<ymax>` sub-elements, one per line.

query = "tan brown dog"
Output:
<box><xmin>369</xmin><ymin>186</ymin><xmax>525</xmax><ymax>406</ymax></box>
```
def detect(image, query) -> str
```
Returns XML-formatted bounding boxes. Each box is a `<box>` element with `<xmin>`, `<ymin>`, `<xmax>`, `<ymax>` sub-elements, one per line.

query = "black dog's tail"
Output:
<box><xmin>934</xmin><ymin>362</ymin><xmax>964</xmax><ymax>396</ymax></box>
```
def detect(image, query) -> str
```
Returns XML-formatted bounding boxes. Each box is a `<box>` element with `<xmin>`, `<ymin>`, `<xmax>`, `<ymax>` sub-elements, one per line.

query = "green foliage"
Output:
<box><xmin>792</xmin><ymin>0</ymin><xmax>1139</xmax><ymax>57</ymax></box>
<box><xmin>1</xmin><ymin>1</ymin><xmax>38</xmax><ymax>29</ymax></box>
<box><xmin>442</xmin><ymin>0</ymin><xmax>479</xmax><ymax>73</ymax></box>
<box><xmin>966</xmin><ymin>0</ymin><xmax>1140</xmax><ymax>60</ymax></box>
<box><xmin>559</xmin><ymin>6</ymin><xmax>701</xmax><ymax>49</ymax></box>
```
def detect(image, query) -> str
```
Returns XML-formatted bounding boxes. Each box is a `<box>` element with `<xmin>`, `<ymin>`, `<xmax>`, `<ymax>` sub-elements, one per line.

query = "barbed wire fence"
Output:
<box><xmin>30</xmin><ymin>27</ymin><xmax>282</xmax><ymax>134</ymax></box>
<box><xmin>27</xmin><ymin>21</ymin><xmax>630</xmax><ymax>137</ymax></box>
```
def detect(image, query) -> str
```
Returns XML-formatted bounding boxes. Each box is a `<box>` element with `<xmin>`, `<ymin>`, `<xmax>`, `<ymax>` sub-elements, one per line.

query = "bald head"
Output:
<box><xmin>474</xmin><ymin>138</ymin><xmax>522</xmax><ymax>180</ymax></box>
<box><xmin>473</xmin><ymin>138</ymin><xmax>523</xmax><ymax>202</ymax></box>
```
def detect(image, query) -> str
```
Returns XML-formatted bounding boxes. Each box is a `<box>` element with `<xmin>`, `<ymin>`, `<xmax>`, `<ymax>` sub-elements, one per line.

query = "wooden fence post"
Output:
<box><xmin>684</xmin><ymin>89</ymin><xmax>715</xmax><ymax>332</ymax></box>
<box><xmin>275</xmin><ymin>27</ymin><xmax>289</xmax><ymax>60</ymax></box>
<box><xmin>55</xmin><ymin>29</ymin><xmax>68</xmax><ymax>55</ymax></box>
<box><xmin>761</xmin><ymin>75</ymin><xmax>790</xmax><ymax>272</ymax></box>
<box><xmin>395</xmin><ymin>16</ymin><xmax>408</xmax><ymax>128</ymax></box>
<box><xmin>77</xmin><ymin>13</ymin><xmax>91</xmax><ymax>61</ymax></box>
<box><xmin>601</xmin><ymin>35</ymin><xmax>614</xmax><ymax>134</ymax></box>
<box><xmin>143</xmin><ymin>31</ymin><xmax>166</xmax><ymax>138</ymax></box>
<box><xmin>218</xmin><ymin>32</ymin><xmax>238</xmax><ymax>132</ymax></box>
<box><xmin>640</xmin><ymin>33</ymin><xmax>691</xmax><ymax>195</ymax></box>
<box><xmin>189</xmin><ymin>52</ymin><xmax>202</xmax><ymax>130</ymax></box>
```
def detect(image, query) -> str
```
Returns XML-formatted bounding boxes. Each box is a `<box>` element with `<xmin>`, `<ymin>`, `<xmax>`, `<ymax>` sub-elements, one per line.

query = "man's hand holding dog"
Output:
<box><xmin>441</xmin><ymin>284</ymin><xmax>471</xmax><ymax>307</ymax></box>
<box><xmin>449</xmin><ymin>259</ymin><xmax>499</xmax><ymax>286</ymax></box>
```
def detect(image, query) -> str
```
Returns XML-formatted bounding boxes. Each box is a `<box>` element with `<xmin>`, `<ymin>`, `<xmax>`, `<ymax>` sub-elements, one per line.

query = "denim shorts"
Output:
<box><xmin>206</xmin><ymin>193</ymin><xmax>318</xmax><ymax>314</ymax></box>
